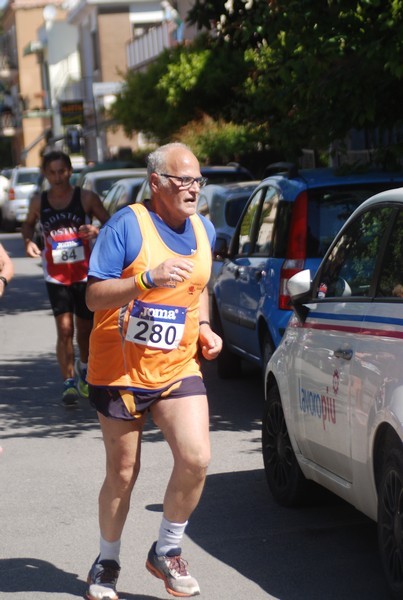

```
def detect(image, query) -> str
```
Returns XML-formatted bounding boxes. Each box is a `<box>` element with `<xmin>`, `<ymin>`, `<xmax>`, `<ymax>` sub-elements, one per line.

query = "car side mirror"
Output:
<box><xmin>214</xmin><ymin>236</ymin><xmax>229</xmax><ymax>259</ymax></box>
<box><xmin>287</xmin><ymin>269</ymin><xmax>312</xmax><ymax>322</ymax></box>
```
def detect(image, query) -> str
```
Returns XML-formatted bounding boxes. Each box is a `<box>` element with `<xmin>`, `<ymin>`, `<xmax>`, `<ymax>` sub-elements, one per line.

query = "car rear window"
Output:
<box><xmin>308</xmin><ymin>183</ymin><xmax>403</xmax><ymax>258</ymax></box>
<box><xmin>94</xmin><ymin>177</ymin><xmax>124</xmax><ymax>196</ymax></box>
<box><xmin>16</xmin><ymin>171</ymin><xmax>39</xmax><ymax>185</ymax></box>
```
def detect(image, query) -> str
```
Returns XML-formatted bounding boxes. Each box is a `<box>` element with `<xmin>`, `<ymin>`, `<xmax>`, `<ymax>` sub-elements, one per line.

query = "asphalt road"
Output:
<box><xmin>0</xmin><ymin>232</ymin><xmax>391</xmax><ymax>600</ymax></box>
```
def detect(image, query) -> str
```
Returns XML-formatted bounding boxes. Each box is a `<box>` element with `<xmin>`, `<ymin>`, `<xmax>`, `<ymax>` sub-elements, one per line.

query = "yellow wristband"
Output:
<box><xmin>135</xmin><ymin>273</ymin><xmax>148</xmax><ymax>291</ymax></box>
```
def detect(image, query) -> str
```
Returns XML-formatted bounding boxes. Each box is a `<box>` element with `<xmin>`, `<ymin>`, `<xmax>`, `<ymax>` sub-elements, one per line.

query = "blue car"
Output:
<box><xmin>212</xmin><ymin>163</ymin><xmax>403</xmax><ymax>378</ymax></box>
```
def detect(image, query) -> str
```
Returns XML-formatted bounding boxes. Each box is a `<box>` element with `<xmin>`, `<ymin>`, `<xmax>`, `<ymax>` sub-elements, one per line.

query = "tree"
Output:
<box><xmin>110</xmin><ymin>35</ymin><xmax>248</xmax><ymax>144</ymax></box>
<box><xmin>112</xmin><ymin>0</ymin><xmax>403</xmax><ymax>161</ymax></box>
<box><xmin>188</xmin><ymin>0</ymin><xmax>403</xmax><ymax>158</ymax></box>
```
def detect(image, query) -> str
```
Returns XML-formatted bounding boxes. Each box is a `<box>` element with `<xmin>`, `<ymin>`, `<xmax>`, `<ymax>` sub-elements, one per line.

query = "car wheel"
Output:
<box><xmin>262</xmin><ymin>384</ymin><xmax>307</xmax><ymax>506</ymax></box>
<box><xmin>377</xmin><ymin>447</ymin><xmax>403</xmax><ymax>599</ymax></box>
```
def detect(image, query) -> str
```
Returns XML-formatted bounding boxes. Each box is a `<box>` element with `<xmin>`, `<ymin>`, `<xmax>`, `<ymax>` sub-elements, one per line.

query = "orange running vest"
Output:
<box><xmin>87</xmin><ymin>203</ymin><xmax>212</xmax><ymax>389</ymax></box>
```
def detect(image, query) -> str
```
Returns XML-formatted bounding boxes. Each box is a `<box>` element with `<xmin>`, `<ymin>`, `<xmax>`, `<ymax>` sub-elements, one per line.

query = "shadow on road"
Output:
<box><xmin>0</xmin><ymin>557</ymin><xmax>160</xmax><ymax>599</ymax></box>
<box><xmin>188</xmin><ymin>468</ymin><xmax>386</xmax><ymax>600</ymax></box>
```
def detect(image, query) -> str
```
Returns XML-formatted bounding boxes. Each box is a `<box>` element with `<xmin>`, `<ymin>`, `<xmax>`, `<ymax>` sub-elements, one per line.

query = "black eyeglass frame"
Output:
<box><xmin>157</xmin><ymin>173</ymin><xmax>208</xmax><ymax>188</ymax></box>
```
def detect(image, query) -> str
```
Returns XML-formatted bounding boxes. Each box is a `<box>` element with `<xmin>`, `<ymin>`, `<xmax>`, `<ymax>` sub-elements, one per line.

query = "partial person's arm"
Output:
<box><xmin>21</xmin><ymin>193</ymin><xmax>42</xmax><ymax>258</ymax></box>
<box><xmin>0</xmin><ymin>243</ymin><xmax>14</xmax><ymax>297</ymax></box>
<box><xmin>79</xmin><ymin>190</ymin><xmax>110</xmax><ymax>241</ymax></box>
<box><xmin>198</xmin><ymin>286</ymin><xmax>222</xmax><ymax>360</ymax></box>
<box><xmin>87</xmin><ymin>257</ymin><xmax>196</xmax><ymax>311</ymax></box>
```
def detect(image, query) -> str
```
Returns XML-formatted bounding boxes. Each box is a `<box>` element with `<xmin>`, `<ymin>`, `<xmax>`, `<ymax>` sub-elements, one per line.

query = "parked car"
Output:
<box><xmin>75</xmin><ymin>160</ymin><xmax>140</xmax><ymax>187</ymax></box>
<box><xmin>212</xmin><ymin>163</ymin><xmax>403</xmax><ymax>378</ymax></box>
<box><xmin>263</xmin><ymin>186</ymin><xmax>403</xmax><ymax>599</ymax></box>
<box><xmin>134</xmin><ymin>163</ymin><xmax>255</xmax><ymax>204</ymax></box>
<box><xmin>80</xmin><ymin>168</ymin><xmax>147</xmax><ymax>199</ymax></box>
<box><xmin>197</xmin><ymin>181</ymin><xmax>259</xmax><ymax>296</ymax></box>
<box><xmin>103</xmin><ymin>177</ymin><xmax>146</xmax><ymax>217</ymax></box>
<box><xmin>2</xmin><ymin>166</ymin><xmax>40</xmax><ymax>231</ymax></box>
<box><xmin>0</xmin><ymin>169</ymin><xmax>11</xmax><ymax>228</ymax></box>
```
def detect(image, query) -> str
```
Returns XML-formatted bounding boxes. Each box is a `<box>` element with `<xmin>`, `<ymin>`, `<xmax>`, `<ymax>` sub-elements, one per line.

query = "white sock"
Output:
<box><xmin>156</xmin><ymin>516</ymin><xmax>188</xmax><ymax>556</ymax></box>
<box><xmin>99</xmin><ymin>535</ymin><xmax>121</xmax><ymax>565</ymax></box>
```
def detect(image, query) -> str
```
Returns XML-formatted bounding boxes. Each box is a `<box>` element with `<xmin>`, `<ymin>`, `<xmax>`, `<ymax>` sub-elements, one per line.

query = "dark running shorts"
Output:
<box><xmin>89</xmin><ymin>376</ymin><xmax>207</xmax><ymax>420</ymax></box>
<box><xmin>46</xmin><ymin>281</ymin><xmax>93</xmax><ymax>320</ymax></box>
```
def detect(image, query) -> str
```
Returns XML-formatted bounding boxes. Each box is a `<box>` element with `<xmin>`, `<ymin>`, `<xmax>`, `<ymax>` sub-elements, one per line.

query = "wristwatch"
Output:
<box><xmin>0</xmin><ymin>276</ymin><xmax>8</xmax><ymax>288</ymax></box>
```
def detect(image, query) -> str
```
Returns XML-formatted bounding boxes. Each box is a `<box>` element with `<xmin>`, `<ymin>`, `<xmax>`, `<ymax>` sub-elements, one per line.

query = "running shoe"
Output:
<box><xmin>146</xmin><ymin>542</ymin><xmax>200</xmax><ymax>597</ymax></box>
<box><xmin>74</xmin><ymin>358</ymin><xmax>89</xmax><ymax>398</ymax></box>
<box><xmin>62</xmin><ymin>378</ymin><xmax>79</xmax><ymax>406</ymax></box>
<box><xmin>86</xmin><ymin>555</ymin><xmax>120</xmax><ymax>600</ymax></box>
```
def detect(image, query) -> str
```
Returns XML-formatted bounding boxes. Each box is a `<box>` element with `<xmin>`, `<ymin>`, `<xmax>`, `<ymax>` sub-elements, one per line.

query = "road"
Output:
<box><xmin>0</xmin><ymin>232</ymin><xmax>390</xmax><ymax>600</ymax></box>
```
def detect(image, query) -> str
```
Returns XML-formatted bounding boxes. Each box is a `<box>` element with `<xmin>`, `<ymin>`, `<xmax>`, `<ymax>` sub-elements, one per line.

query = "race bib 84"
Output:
<box><xmin>51</xmin><ymin>238</ymin><xmax>85</xmax><ymax>264</ymax></box>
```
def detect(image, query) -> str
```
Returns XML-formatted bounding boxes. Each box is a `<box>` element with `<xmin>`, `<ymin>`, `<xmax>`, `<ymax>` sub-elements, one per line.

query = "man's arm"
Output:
<box><xmin>84</xmin><ymin>189</ymin><xmax>110</xmax><ymax>223</ymax></box>
<box><xmin>78</xmin><ymin>189</ymin><xmax>110</xmax><ymax>241</ymax></box>
<box><xmin>198</xmin><ymin>286</ymin><xmax>222</xmax><ymax>360</ymax></box>
<box><xmin>0</xmin><ymin>243</ymin><xmax>14</xmax><ymax>297</ymax></box>
<box><xmin>21</xmin><ymin>193</ymin><xmax>42</xmax><ymax>258</ymax></box>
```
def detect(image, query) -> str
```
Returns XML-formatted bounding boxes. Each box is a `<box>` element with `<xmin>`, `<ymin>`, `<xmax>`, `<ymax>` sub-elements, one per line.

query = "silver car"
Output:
<box><xmin>263</xmin><ymin>187</ymin><xmax>403</xmax><ymax>599</ymax></box>
<box><xmin>80</xmin><ymin>168</ymin><xmax>147</xmax><ymax>199</ymax></box>
<box><xmin>2</xmin><ymin>166</ymin><xmax>40</xmax><ymax>231</ymax></box>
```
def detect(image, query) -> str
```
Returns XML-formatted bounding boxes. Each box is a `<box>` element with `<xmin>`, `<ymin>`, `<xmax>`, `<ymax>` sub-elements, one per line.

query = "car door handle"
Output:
<box><xmin>334</xmin><ymin>348</ymin><xmax>353</xmax><ymax>360</ymax></box>
<box><xmin>234</xmin><ymin>266</ymin><xmax>247</xmax><ymax>279</ymax></box>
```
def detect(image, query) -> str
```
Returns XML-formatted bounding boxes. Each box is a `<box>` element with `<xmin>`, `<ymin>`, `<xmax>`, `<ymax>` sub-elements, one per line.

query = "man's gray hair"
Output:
<box><xmin>147</xmin><ymin>142</ymin><xmax>192</xmax><ymax>179</ymax></box>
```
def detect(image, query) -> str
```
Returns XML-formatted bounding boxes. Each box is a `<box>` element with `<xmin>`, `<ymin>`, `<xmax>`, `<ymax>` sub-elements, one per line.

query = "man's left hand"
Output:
<box><xmin>199</xmin><ymin>326</ymin><xmax>222</xmax><ymax>360</ymax></box>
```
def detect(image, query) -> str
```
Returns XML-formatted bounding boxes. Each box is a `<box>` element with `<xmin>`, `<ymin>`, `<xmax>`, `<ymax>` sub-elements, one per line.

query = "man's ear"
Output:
<box><xmin>149</xmin><ymin>172</ymin><xmax>159</xmax><ymax>193</ymax></box>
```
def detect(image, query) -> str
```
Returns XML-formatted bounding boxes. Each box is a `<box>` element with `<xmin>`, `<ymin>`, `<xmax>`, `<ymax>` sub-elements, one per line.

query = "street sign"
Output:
<box><xmin>60</xmin><ymin>100</ymin><xmax>84</xmax><ymax>126</ymax></box>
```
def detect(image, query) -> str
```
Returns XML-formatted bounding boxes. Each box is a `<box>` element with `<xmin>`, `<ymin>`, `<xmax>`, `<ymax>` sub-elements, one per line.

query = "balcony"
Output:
<box><xmin>127</xmin><ymin>21</ymin><xmax>171</xmax><ymax>71</ymax></box>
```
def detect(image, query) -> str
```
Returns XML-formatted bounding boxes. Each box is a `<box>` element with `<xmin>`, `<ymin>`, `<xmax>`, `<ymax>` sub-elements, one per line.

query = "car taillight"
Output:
<box><xmin>279</xmin><ymin>191</ymin><xmax>308</xmax><ymax>310</ymax></box>
<box><xmin>8</xmin><ymin>188</ymin><xmax>15</xmax><ymax>200</ymax></box>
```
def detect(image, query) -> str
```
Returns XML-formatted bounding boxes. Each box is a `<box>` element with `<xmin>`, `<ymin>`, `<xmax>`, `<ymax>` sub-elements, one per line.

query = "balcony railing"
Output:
<box><xmin>127</xmin><ymin>22</ymin><xmax>171</xmax><ymax>71</ymax></box>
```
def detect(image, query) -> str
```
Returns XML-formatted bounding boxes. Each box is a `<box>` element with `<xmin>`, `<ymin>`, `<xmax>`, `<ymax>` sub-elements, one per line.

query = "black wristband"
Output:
<box><xmin>0</xmin><ymin>276</ymin><xmax>8</xmax><ymax>287</ymax></box>
<box><xmin>199</xmin><ymin>320</ymin><xmax>210</xmax><ymax>327</ymax></box>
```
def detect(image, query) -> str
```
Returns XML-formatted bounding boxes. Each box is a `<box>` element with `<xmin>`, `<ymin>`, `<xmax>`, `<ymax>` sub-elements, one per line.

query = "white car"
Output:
<box><xmin>263</xmin><ymin>187</ymin><xmax>403</xmax><ymax>599</ymax></box>
<box><xmin>2</xmin><ymin>166</ymin><xmax>40</xmax><ymax>231</ymax></box>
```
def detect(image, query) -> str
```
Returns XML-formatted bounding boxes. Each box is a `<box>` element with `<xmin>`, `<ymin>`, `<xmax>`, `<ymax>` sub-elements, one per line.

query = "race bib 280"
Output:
<box><xmin>126</xmin><ymin>300</ymin><xmax>187</xmax><ymax>350</ymax></box>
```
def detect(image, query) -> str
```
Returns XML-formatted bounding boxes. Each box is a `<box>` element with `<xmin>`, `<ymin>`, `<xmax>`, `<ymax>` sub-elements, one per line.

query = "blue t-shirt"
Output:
<box><xmin>89</xmin><ymin>205</ymin><xmax>216</xmax><ymax>279</ymax></box>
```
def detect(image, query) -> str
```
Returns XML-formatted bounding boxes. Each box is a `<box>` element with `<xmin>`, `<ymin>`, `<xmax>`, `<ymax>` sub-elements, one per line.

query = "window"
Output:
<box><xmin>237</xmin><ymin>188</ymin><xmax>265</xmax><ymax>255</ymax></box>
<box><xmin>376</xmin><ymin>209</ymin><xmax>403</xmax><ymax>298</ymax></box>
<box><xmin>254</xmin><ymin>187</ymin><xmax>281</xmax><ymax>255</ymax></box>
<box><xmin>317</xmin><ymin>206</ymin><xmax>394</xmax><ymax>298</ymax></box>
<box><xmin>16</xmin><ymin>171</ymin><xmax>39</xmax><ymax>185</ymax></box>
<box><xmin>307</xmin><ymin>184</ymin><xmax>402</xmax><ymax>259</ymax></box>
<box><xmin>225</xmin><ymin>195</ymin><xmax>250</xmax><ymax>228</ymax></box>
<box><xmin>236</xmin><ymin>186</ymin><xmax>278</xmax><ymax>256</ymax></box>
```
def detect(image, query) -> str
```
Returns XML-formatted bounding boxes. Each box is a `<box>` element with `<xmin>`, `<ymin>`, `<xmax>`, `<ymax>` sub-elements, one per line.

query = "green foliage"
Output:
<box><xmin>176</xmin><ymin>115</ymin><xmax>264</xmax><ymax>163</ymax></box>
<box><xmin>110</xmin><ymin>35</ymin><xmax>248</xmax><ymax>145</ymax></box>
<box><xmin>188</xmin><ymin>0</ymin><xmax>403</xmax><ymax>156</ymax></box>
<box><xmin>111</xmin><ymin>0</ymin><xmax>403</xmax><ymax>161</ymax></box>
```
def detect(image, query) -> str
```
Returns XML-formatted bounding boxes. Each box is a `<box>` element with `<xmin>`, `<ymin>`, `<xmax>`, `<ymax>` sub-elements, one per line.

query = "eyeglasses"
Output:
<box><xmin>157</xmin><ymin>173</ymin><xmax>208</xmax><ymax>188</ymax></box>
